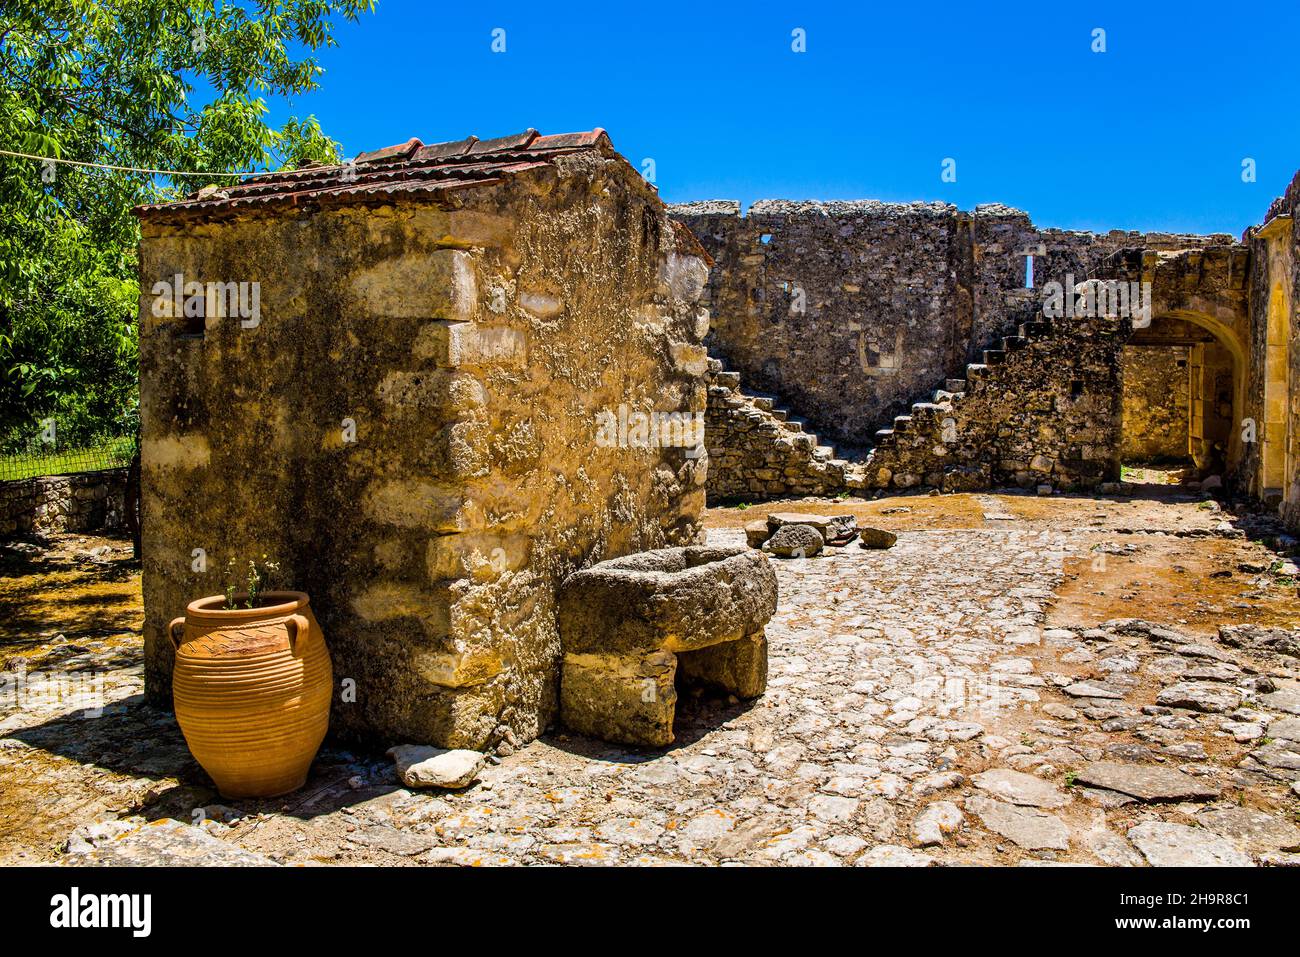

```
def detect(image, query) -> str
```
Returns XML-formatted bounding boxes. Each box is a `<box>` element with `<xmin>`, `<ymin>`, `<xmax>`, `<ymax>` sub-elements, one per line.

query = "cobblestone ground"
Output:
<box><xmin>2</xmin><ymin>490</ymin><xmax>1299</xmax><ymax>866</ymax></box>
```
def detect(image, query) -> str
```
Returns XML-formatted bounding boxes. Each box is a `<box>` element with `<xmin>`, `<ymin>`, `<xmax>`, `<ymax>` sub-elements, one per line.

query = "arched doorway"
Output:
<box><xmin>1120</xmin><ymin>311</ymin><xmax>1245</xmax><ymax>486</ymax></box>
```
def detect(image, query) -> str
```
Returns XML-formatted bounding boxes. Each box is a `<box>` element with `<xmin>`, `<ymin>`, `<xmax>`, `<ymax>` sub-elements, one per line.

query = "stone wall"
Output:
<box><xmin>672</xmin><ymin>200</ymin><xmax>979</xmax><ymax>448</ymax></box>
<box><xmin>138</xmin><ymin>134</ymin><xmax>711</xmax><ymax>751</ymax></box>
<box><xmin>1249</xmin><ymin>176</ymin><xmax>1300</xmax><ymax>527</ymax></box>
<box><xmin>703</xmin><ymin>301</ymin><xmax>1131</xmax><ymax>497</ymax></box>
<box><xmin>671</xmin><ymin>199</ymin><xmax>1230</xmax><ymax>453</ymax></box>
<box><xmin>1120</xmin><ymin>345</ymin><xmax>1190</xmax><ymax>462</ymax></box>
<box><xmin>703</xmin><ymin>360</ymin><xmax>867</xmax><ymax>502</ymax></box>
<box><xmin>673</xmin><ymin>179</ymin><xmax>1295</xmax><ymax>518</ymax></box>
<box><xmin>0</xmin><ymin>469</ymin><xmax>129</xmax><ymax>538</ymax></box>
<box><xmin>869</xmin><ymin>313</ymin><xmax>1126</xmax><ymax>492</ymax></box>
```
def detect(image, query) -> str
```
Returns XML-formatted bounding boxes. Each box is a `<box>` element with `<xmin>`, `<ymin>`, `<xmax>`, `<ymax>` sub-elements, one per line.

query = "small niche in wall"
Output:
<box><xmin>179</xmin><ymin>311</ymin><xmax>205</xmax><ymax>339</ymax></box>
<box><xmin>1070</xmin><ymin>379</ymin><xmax>1085</xmax><ymax>398</ymax></box>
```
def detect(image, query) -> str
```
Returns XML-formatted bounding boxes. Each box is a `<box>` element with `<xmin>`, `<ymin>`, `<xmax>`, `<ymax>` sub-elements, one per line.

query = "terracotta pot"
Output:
<box><xmin>169</xmin><ymin>591</ymin><xmax>332</xmax><ymax>798</ymax></box>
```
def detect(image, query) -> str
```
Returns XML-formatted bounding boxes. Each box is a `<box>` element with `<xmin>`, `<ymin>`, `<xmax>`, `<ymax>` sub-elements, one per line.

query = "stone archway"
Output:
<box><xmin>1123</xmin><ymin>310</ymin><xmax>1247</xmax><ymax>482</ymax></box>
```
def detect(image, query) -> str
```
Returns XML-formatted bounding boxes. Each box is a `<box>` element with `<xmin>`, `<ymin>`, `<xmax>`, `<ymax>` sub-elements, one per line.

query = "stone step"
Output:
<box><xmin>893</xmin><ymin>415</ymin><xmax>913</xmax><ymax>432</ymax></box>
<box><xmin>983</xmin><ymin>348</ymin><xmax>1006</xmax><ymax>365</ymax></box>
<box><xmin>1002</xmin><ymin>335</ymin><xmax>1026</xmax><ymax>352</ymax></box>
<box><xmin>933</xmin><ymin>389</ymin><xmax>964</xmax><ymax>403</ymax></box>
<box><xmin>946</xmin><ymin>378</ymin><xmax>967</xmax><ymax>393</ymax></box>
<box><xmin>702</xmin><ymin>349</ymin><xmax>876</xmax><ymax>483</ymax></box>
<box><xmin>873</xmin><ymin>428</ymin><xmax>896</xmax><ymax>445</ymax></box>
<box><xmin>1019</xmin><ymin>320</ymin><xmax>1051</xmax><ymax>339</ymax></box>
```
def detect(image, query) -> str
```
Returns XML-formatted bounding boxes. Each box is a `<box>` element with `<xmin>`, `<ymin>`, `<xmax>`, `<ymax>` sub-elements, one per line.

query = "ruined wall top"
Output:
<box><xmin>669</xmin><ymin>198</ymin><xmax>1237</xmax><ymax>251</ymax></box>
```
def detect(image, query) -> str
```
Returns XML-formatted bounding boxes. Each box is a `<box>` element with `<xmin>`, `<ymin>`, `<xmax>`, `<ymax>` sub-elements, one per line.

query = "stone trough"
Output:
<box><xmin>557</xmin><ymin>545</ymin><xmax>777</xmax><ymax>746</ymax></box>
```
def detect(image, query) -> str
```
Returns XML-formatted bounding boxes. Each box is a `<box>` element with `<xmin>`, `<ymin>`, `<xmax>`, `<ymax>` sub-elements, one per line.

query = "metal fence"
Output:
<box><xmin>0</xmin><ymin>436</ymin><xmax>137</xmax><ymax>482</ymax></box>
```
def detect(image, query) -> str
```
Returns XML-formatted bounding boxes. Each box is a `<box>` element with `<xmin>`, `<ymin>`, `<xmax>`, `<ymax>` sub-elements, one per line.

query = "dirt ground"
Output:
<box><xmin>2</xmin><ymin>488</ymin><xmax>1298</xmax><ymax>866</ymax></box>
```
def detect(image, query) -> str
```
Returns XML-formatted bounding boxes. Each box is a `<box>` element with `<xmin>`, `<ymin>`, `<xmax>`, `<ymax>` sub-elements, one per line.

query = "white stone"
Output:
<box><xmin>1126</xmin><ymin>821</ymin><xmax>1254</xmax><ymax>867</ymax></box>
<box><xmin>387</xmin><ymin>744</ymin><xmax>486</xmax><ymax>789</ymax></box>
<box><xmin>912</xmin><ymin>801</ymin><xmax>963</xmax><ymax>847</ymax></box>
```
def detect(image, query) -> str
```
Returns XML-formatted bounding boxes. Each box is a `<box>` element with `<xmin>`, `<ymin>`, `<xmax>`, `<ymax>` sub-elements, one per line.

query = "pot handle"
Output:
<box><xmin>168</xmin><ymin>616</ymin><xmax>186</xmax><ymax>649</ymax></box>
<box><xmin>286</xmin><ymin>613</ymin><xmax>311</xmax><ymax>650</ymax></box>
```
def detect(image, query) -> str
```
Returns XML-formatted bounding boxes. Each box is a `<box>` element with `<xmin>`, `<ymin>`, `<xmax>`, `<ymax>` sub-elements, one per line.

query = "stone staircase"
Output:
<box><xmin>868</xmin><ymin>308</ymin><xmax>1125</xmax><ymax>492</ymax></box>
<box><xmin>871</xmin><ymin>315</ymin><xmax>1053</xmax><ymax>451</ymax></box>
<box><xmin>704</xmin><ymin>358</ymin><xmax>870</xmax><ymax>501</ymax></box>
<box><xmin>701</xmin><ymin>290</ymin><xmax>1126</xmax><ymax>501</ymax></box>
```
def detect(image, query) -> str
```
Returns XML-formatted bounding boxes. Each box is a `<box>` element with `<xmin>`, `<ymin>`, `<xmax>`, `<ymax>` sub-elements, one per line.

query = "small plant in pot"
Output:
<box><xmin>169</xmin><ymin>556</ymin><xmax>332</xmax><ymax>799</ymax></box>
<box><xmin>223</xmin><ymin>556</ymin><xmax>281</xmax><ymax>610</ymax></box>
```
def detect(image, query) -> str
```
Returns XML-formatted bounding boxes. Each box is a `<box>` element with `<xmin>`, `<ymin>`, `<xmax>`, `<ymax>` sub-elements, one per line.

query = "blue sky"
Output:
<box><xmin>271</xmin><ymin>0</ymin><xmax>1300</xmax><ymax>235</ymax></box>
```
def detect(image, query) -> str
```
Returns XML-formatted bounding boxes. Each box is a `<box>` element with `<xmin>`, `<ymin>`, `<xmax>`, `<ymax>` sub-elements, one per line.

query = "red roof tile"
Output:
<box><xmin>354</xmin><ymin>137</ymin><xmax>423</xmax><ymax>165</ymax></box>
<box><xmin>135</xmin><ymin>128</ymin><xmax>618</xmax><ymax>222</ymax></box>
<box><xmin>466</xmin><ymin>129</ymin><xmax>538</xmax><ymax>154</ymax></box>
<box><xmin>531</xmin><ymin>130</ymin><xmax>608</xmax><ymax>151</ymax></box>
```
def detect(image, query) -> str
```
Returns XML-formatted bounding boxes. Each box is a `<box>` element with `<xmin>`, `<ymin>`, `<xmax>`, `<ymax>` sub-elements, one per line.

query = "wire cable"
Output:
<box><xmin>0</xmin><ymin>147</ymin><xmax>257</xmax><ymax>177</ymax></box>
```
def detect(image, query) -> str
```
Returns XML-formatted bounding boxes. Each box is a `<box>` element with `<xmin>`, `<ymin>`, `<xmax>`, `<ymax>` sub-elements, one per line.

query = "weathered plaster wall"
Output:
<box><xmin>139</xmin><ymin>152</ymin><xmax>710</xmax><ymax>750</ymax></box>
<box><xmin>1249</xmin><ymin>179</ymin><xmax>1299</xmax><ymax>526</ymax></box>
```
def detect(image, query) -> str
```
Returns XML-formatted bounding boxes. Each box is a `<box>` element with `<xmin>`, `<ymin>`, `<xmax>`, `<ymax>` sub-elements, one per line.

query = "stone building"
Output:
<box><xmin>135</xmin><ymin>129</ymin><xmax>712</xmax><ymax>750</ymax></box>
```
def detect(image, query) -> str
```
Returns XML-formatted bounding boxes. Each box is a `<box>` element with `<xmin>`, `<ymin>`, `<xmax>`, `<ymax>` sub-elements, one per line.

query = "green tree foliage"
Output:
<box><xmin>0</xmin><ymin>0</ymin><xmax>375</xmax><ymax>451</ymax></box>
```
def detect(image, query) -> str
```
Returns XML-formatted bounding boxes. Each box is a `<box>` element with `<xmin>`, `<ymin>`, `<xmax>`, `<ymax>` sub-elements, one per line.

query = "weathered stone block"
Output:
<box><xmin>557</xmin><ymin>545</ymin><xmax>776</xmax><ymax>744</ymax></box>
<box><xmin>558</xmin><ymin>546</ymin><xmax>777</xmax><ymax>656</ymax></box>
<box><xmin>763</xmin><ymin>523</ymin><xmax>823</xmax><ymax>557</ymax></box>
<box><xmin>560</xmin><ymin>651</ymin><xmax>677</xmax><ymax>747</ymax></box>
<box><xmin>413</xmin><ymin>321</ymin><xmax>528</xmax><ymax>369</ymax></box>
<box><xmin>677</xmin><ymin>631</ymin><xmax>768</xmax><ymax>698</ymax></box>
<box><xmin>349</xmin><ymin>249</ymin><xmax>477</xmax><ymax>320</ymax></box>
